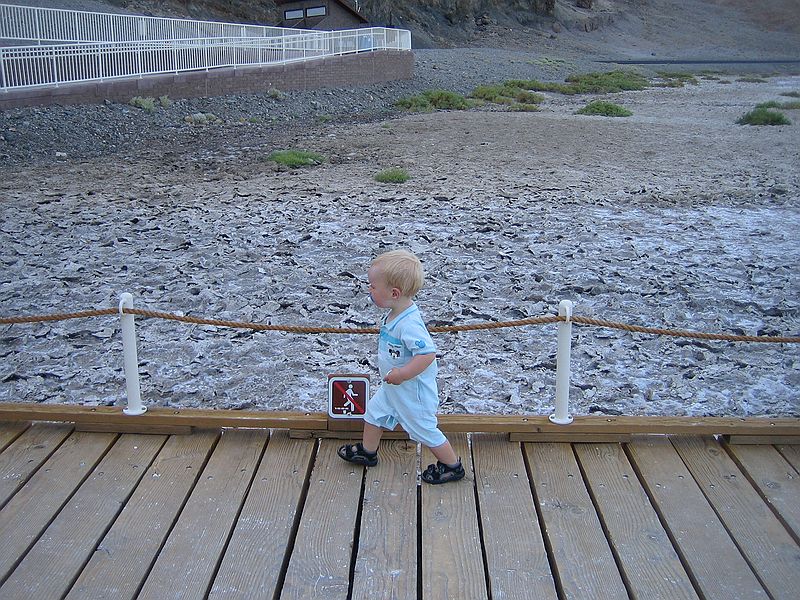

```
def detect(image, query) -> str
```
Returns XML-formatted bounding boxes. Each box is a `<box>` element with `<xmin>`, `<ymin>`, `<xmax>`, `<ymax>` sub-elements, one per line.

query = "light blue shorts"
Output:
<box><xmin>364</xmin><ymin>376</ymin><xmax>447</xmax><ymax>449</ymax></box>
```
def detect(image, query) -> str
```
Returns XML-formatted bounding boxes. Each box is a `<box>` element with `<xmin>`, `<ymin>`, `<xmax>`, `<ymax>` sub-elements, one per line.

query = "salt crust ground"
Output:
<box><xmin>1</xmin><ymin>76</ymin><xmax>798</xmax><ymax>418</ymax></box>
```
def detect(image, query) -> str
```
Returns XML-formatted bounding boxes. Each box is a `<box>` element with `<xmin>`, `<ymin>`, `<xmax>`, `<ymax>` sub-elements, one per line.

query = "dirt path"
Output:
<box><xmin>1</xmin><ymin>77</ymin><xmax>798</xmax><ymax>417</ymax></box>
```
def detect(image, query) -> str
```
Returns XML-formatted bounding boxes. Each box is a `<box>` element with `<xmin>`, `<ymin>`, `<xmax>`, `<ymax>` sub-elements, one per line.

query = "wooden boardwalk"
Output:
<box><xmin>1</xmin><ymin>420</ymin><xmax>799</xmax><ymax>599</ymax></box>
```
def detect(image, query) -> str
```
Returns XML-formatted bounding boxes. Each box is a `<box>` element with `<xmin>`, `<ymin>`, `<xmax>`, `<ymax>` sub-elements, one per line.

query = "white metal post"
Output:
<box><xmin>119</xmin><ymin>293</ymin><xmax>146</xmax><ymax>415</ymax></box>
<box><xmin>550</xmin><ymin>300</ymin><xmax>574</xmax><ymax>425</ymax></box>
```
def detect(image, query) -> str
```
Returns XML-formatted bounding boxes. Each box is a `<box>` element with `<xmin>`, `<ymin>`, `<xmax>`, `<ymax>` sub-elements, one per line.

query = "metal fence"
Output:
<box><xmin>1</xmin><ymin>28</ymin><xmax>410</xmax><ymax>90</ymax></box>
<box><xmin>0</xmin><ymin>2</ymin><xmax>309</xmax><ymax>43</ymax></box>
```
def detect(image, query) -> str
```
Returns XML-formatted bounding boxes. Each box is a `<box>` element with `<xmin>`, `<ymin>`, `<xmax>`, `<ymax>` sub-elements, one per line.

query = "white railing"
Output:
<box><xmin>0</xmin><ymin>2</ymin><xmax>310</xmax><ymax>43</ymax></box>
<box><xmin>0</xmin><ymin>27</ymin><xmax>412</xmax><ymax>91</ymax></box>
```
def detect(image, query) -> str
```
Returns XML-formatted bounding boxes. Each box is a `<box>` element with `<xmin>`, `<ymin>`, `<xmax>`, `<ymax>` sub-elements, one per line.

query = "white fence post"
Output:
<box><xmin>119</xmin><ymin>292</ymin><xmax>146</xmax><ymax>415</ymax></box>
<box><xmin>550</xmin><ymin>299</ymin><xmax>574</xmax><ymax>425</ymax></box>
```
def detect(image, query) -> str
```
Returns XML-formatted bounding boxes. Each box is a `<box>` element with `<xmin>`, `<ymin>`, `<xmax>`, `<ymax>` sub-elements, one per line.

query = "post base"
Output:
<box><xmin>549</xmin><ymin>413</ymin><xmax>573</xmax><ymax>425</ymax></box>
<box><xmin>123</xmin><ymin>406</ymin><xmax>148</xmax><ymax>416</ymax></box>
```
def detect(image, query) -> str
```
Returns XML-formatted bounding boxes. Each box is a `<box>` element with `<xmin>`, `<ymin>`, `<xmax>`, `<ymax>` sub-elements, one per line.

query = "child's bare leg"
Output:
<box><xmin>362</xmin><ymin>422</ymin><xmax>383</xmax><ymax>453</ymax></box>
<box><xmin>429</xmin><ymin>439</ymin><xmax>459</xmax><ymax>465</ymax></box>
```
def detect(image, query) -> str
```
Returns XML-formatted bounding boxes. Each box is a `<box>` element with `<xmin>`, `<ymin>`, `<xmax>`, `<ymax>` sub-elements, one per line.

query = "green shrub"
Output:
<box><xmin>576</xmin><ymin>100</ymin><xmax>632</xmax><ymax>117</ymax></box>
<box><xmin>129</xmin><ymin>96</ymin><xmax>156</xmax><ymax>112</ymax></box>
<box><xmin>395</xmin><ymin>89</ymin><xmax>474</xmax><ymax>111</ymax></box>
<box><xmin>158</xmin><ymin>95</ymin><xmax>173</xmax><ymax>108</ymax></box>
<box><xmin>756</xmin><ymin>101</ymin><xmax>781</xmax><ymax>109</ymax></box>
<box><xmin>470</xmin><ymin>83</ymin><xmax>544</xmax><ymax>105</ymax></box>
<box><xmin>781</xmin><ymin>101</ymin><xmax>800</xmax><ymax>109</ymax></box>
<box><xmin>656</xmin><ymin>71</ymin><xmax>699</xmax><ymax>87</ymax></box>
<box><xmin>184</xmin><ymin>112</ymin><xmax>222</xmax><ymax>125</ymax></box>
<box><xmin>374</xmin><ymin>168</ymin><xmax>410</xmax><ymax>183</ymax></box>
<box><xmin>507</xmin><ymin>70</ymin><xmax>649</xmax><ymax>95</ymax></box>
<box><xmin>267</xmin><ymin>88</ymin><xmax>284</xmax><ymax>100</ymax></box>
<box><xmin>510</xmin><ymin>103</ymin><xmax>540</xmax><ymax>112</ymax></box>
<box><xmin>736</xmin><ymin>107</ymin><xmax>791</xmax><ymax>126</ymax></box>
<box><xmin>268</xmin><ymin>149</ymin><xmax>325</xmax><ymax>167</ymax></box>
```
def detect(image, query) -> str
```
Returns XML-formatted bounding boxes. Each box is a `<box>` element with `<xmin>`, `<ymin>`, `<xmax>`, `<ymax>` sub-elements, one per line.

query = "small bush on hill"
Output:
<box><xmin>269</xmin><ymin>149</ymin><xmax>325</xmax><ymax>167</ymax></box>
<box><xmin>781</xmin><ymin>91</ymin><xmax>800</xmax><ymax>98</ymax></box>
<box><xmin>736</xmin><ymin>107</ymin><xmax>791</xmax><ymax>126</ymax></box>
<box><xmin>576</xmin><ymin>100</ymin><xmax>632</xmax><ymax>117</ymax></box>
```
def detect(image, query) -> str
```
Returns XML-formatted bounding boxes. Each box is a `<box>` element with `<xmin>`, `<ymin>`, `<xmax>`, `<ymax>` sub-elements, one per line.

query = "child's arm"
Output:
<box><xmin>384</xmin><ymin>353</ymin><xmax>435</xmax><ymax>385</ymax></box>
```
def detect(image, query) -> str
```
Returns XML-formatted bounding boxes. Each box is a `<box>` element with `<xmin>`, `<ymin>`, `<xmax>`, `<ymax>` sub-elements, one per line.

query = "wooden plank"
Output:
<box><xmin>574</xmin><ymin>443</ymin><xmax>699</xmax><ymax>600</ymax></box>
<box><xmin>280</xmin><ymin>439</ymin><xmax>363</xmax><ymax>600</ymax></box>
<box><xmin>0</xmin><ymin>403</ymin><xmax>326</xmax><ymax>430</ymax></box>
<box><xmin>0</xmin><ymin>434</ymin><xmax>166</xmax><ymax>599</ymax></box>
<box><xmin>421</xmin><ymin>433</ymin><xmax>488</xmax><ymax>599</ymax></box>
<box><xmin>137</xmin><ymin>429</ymin><xmax>268</xmax><ymax>600</ymax></box>
<box><xmin>0</xmin><ymin>423</ymin><xmax>73</xmax><ymax>508</ymax></box>
<box><xmin>351</xmin><ymin>439</ymin><xmax>418</xmax><ymax>600</ymax></box>
<box><xmin>208</xmin><ymin>430</ymin><xmax>316</xmax><ymax>600</ymax></box>
<box><xmin>725</xmin><ymin>443</ymin><xmax>800</xmax><ymax>543</ymax></box>
<box><xmin>672</xmin><ymin>435</ymin><xmax>800</xmax><ymax>599</ymax></box>
<box><xmin>727</xmin><ymin>435</ymin><xmax>800</xmax><ymax>445</ymax></box>
<box><xmin>0</xmin><ymin>431</ymin><xmax>117</xmax><ymax>584</ymax></box>
<box><xmin>65</xmin><ymin>430</ymin><xmax>220</xmax><ymax>600</ymax></box>
<box><xmin>525</xmin><ymin>442</ymin><xmax>628</xmax><ymax>600</ymax></box>
<box><xmin>510</xmin><ymin>433</ymin><xmax>633</xmax><ymax>442</ymax></box>
<box><xmin>472</xmin><ymin>434</ymin><xmax>558</xmax><ymax>600</ymax></box>
<box><xmin>0</xmin><ymin>422</ymin><xmax>29</xmax><ymax>452</ymax></box>
<box><xmin>627</xmin><ymin>437</ymin><xmax>767</xmax><ymax>599</ymax></box>
<box><xmin>2</xmin><ymin>405</ymin><xmax>799</xmax><ymax>435</ymax></box>
<box><xmin>776</xmin><ymin>445</ymin><xmax>800</xmax><ymax>472</ymax></box>
<box><xmin>75</xmin><ymin>422</ymin><xmax>193</xmax><ymax>435</ymax></box>
<box><xmin>289</xmin><ymin>429</ymin><xmax>410</xmax><ymax>440</ymax></box>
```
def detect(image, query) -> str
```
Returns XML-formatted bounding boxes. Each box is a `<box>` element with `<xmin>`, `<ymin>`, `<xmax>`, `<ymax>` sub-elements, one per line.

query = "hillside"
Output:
<box><xmin>10</xmin><ymin>0</ymin><xmax>800</xmax><ymax>55</ymax></box>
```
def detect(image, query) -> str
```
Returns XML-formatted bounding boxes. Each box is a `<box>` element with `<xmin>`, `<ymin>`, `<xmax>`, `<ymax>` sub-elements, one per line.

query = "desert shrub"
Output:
<box><xmin>374</xmin><ymin>168</ymin><xmax>410</xmax><ymax>183</ymax></box>
<box><xmin>395</xmin><ymin>89</ymin><xmax>473</xmax><ymax>111</ymax></box>
<box><xmin>756</xmin><ymin>101</ymin><xmax>781</xmax><ymax>109</ymax></box>
<box><xmin>509</xmin><ymin>103</ymin><xmax>540</xmax><ymax>112</ymax></box>
<box><xmin>737</xmin><ymin>76</ymin><xmax>769</xmax><ymax>83</ymax></box>
<box><xmin>507</xmin><ymin>70</ymin><xmax>649</xmax><ymax>95</ymax></box>
<box><xmin>656</xmin><ymin>71</ymin><xmax>699</xmax><ymax>87</ymax></box>
<box><xmin>158</xmin><ymin>95</ymin><xmax>173</xmax><ymax>108</ymax></box>
<box><xmin>736</xmin><ymin>107</ymin><xmax>791</xmax><ymax>126</ymax></box>
<box><xmin>470</xmin><ymin>83</ymin><xmax>544</xmax><ymax>105</ymax></box>
<box><xmin>781</xmin><ymin>101</ymin><xmax>800</xmax><ymax>109</ymax></box>
<box><xmin>268</xmin><ymin>149</ymin><xmax>325</xmax><ymax>167</ymax></box>
<box><xmin>267</xmin><ymin>88</ymin><xmax>284</xmax><ymax>100</ymax></box>
<box><xmin>780</xmin><ymin>91</ymin><xmax>800</xmax><ymax>98</ymax></box>
<box><xmin>576</xmin><ymin>100</ymin><xmax>632</xmax><ymax>117</ymax></box>
<box><xmin>129</xmin><ymin>96</ymin><xmax>156</xmax><ymax>112</ymax></box>
<box><xmin>184</xmin><ymin>112</ymin><xmax>222</xmax><ymax>125</ymax></box>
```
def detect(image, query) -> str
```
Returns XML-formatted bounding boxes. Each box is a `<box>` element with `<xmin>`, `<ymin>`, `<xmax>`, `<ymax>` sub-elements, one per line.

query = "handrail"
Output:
<box><xmin>0</xmin><ymin>27</ymin><xmax>411</xmax><ymax>91</ymax></box>
<box><xmin>0</xmin><ymin>2</ymin><xmax>313</xmax><ymax>43</ymax></box>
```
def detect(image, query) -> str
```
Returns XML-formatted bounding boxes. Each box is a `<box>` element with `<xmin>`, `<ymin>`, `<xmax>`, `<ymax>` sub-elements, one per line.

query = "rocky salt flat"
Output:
<box><xmin>1</xmin><ymin>74</ymin><xmax>799</xmax><ymax>418</ymax></box>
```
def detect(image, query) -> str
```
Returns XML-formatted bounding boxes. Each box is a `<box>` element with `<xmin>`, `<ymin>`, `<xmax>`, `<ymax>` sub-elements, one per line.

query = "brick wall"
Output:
<box><xmin>0</xmin><ymin>50</ymin><xmax>414</xmax><ymax>110</ymax></box>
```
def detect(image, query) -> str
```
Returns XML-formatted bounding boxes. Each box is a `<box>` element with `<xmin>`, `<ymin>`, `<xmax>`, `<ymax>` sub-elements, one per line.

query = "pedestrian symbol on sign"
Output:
<box><xmin>328</xmin><ymin>375</ymin><xmax>369</xmax><ymax>419</ymax></box>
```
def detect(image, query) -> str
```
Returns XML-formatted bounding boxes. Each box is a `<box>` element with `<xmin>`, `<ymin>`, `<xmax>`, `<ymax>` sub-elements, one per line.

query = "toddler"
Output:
<box><xmin>337</xmin><ymin>249</ymin><xmax>464</xmax><ymax>484</ymax></box>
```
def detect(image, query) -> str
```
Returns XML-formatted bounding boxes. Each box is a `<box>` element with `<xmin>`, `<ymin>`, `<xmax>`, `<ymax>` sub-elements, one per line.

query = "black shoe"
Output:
<box><xmin>421</xmin><ymin>459</ymin><xmax>465</xmax><ymax>484</ymax></box>
<box><xmin>337</xmin><ymin>443</ymin><xmax>378</xmax><ymax>467</ymax></box>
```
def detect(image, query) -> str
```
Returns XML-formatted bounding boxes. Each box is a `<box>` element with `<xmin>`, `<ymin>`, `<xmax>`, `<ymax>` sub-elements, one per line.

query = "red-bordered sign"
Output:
<box><xmin>328</xmin><ymin>374</ymin><xmax>369</xmax><ymax>419</ymax></box>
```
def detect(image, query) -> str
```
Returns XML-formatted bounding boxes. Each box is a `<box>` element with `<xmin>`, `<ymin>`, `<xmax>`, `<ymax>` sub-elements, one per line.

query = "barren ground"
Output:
<box><xmin>2</xmin><ymin>76</ymin><xmax>798</xmax><ymax>417</ymax></box>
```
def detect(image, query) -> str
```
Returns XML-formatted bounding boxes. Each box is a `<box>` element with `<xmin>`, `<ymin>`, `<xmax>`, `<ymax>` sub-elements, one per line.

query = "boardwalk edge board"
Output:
<box><xmin>0</xmin><ymin>404</ymin><xmax>798</xmax><ymax>437</ymax></box>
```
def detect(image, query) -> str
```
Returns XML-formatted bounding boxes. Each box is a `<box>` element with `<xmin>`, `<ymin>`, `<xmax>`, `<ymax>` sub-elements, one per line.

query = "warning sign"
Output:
<box><xmin>328</xmin><ymin>374</ymin><xmax>370</xmax><ymax>419</ymax></box>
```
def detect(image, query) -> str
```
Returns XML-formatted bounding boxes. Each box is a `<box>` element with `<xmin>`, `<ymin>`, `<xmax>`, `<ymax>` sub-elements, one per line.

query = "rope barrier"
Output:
<box><xmin>0</xmin><ymin>306</ymin><xmax>798</xmax><ymax>342</ymax></box>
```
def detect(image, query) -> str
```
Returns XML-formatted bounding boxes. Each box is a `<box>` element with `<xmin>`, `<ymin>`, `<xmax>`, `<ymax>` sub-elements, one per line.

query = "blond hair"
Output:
<box><xmin>372</xmin><ymin>250</ymin><xmax>425</xmax><ymax>297</ymax></box>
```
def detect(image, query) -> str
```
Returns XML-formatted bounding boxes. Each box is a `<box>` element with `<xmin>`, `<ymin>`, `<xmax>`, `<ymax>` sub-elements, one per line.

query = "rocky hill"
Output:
<box><xmin>9</xmin><ymin>1</ymin><xmax>800</xmax><ymax>55</ymax></box>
